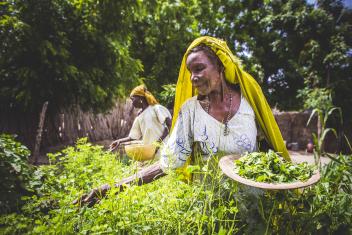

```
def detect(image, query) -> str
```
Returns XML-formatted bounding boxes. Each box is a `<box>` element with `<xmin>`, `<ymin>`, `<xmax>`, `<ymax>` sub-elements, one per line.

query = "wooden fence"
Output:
<box><xmin>5</xmin><ymin>101</ymin><xmax>348</xmax><ymax>159</ymax></box>
<box><xmin>0</xmin><ymin>99</ymin><xmax>137</xmax><ymax>156</ymax></box>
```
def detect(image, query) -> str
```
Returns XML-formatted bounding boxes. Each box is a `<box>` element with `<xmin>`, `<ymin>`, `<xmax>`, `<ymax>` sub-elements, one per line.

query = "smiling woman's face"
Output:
<box><xmin>186</xmin><ymin>50</ymin><xmax>222</xmax><ymax>96</ymax></box>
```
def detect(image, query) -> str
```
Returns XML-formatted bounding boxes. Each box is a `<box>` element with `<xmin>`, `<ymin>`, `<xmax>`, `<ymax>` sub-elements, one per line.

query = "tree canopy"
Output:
<box><xmin>0</xmin><ymin>0</ymin><xmax>351</xmax><ymax>119</ymax></box>
<box><xmin>192</xmin><ymin>0</ymin><xmax>352</xmax><ymax>112</ymax></box>
<box><xmin>0</xmin><ymin>0</ymin><xmax>142</xmax><ymax>112</ymax></box>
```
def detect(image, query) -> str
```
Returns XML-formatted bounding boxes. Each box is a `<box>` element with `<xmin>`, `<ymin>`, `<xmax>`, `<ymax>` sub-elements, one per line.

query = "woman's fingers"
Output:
<box><xmin>72</xmin><ymin>189</ymin><xmax>97</xmax><ymax>206</ymax></box>
<box><xmin>74</xmin><ymin>185</ymin><xmax>109</xmax><ymax>207</ymax></box>
<box><xmin>109</xmin><ymin>143</ymin><xmax>115</xmax><ymax>150</ymax></box>
<box><xmin>87</xmin><ymin>198</ymin><xmax>101</xmax><ymax>208</ymax></box>
<box><xmin>109</xmin><ymin>145</ymin><xmax>117</xmax><ymax>152</ymax></box>
<box><xmin>109</xmin><ymin>141</ymin><xmax>119</xmax><ymax>151</ymax></box>
<box><xmin>83</xmin><ymin>189</ymin><xmax>97</xmax><ymax>203</ymax></box>
<box><xmin>72</xmin><ymin>193</ymin><xmax>87</xmax><ymax>205</ymax></box>
<box><xmin>84</xmin><ymin>188</ymin><xmax>105</xmax><ymax>202</ymax></box>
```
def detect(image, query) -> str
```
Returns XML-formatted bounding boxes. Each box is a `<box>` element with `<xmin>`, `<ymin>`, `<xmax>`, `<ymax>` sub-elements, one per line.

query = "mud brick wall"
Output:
<box><xmin>274</xmin><ymin>111</ymin><xmax>317</xmax><ymax>150</ymax></box>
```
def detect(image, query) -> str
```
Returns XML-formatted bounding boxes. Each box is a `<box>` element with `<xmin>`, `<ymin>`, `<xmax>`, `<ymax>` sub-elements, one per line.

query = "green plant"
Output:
<box><xmin>0</xmin><ymin>138</ymin><xmax>241</xmax><ymax>234</ymax></box>
<box><xmin>307</xmin><ymin>106</ymin><xmax>343</xmax><ymax>168</ymax></box>
<box><xmin>1</xmin><ymin>138</ymin><xmax>351</xmax><ymax>234</ymax></box>
<box><xmin>297</xmin><ymin>87</ymin><xmax>333</xmax><ymax>112</ymax></box>
<box><xmin>158</xmin><ymin>83</ymin><xmax>176</xmax><ymax>109</ymax></box>
<box><xmin>0</xmin><ymin>0</ymin><xmax>143</xmax><ymax>112</ymax></box>
<box><xmin>245</xmin><ymin>153</ymin><xmax>352</xmax><ymax>234</ymax></box>
<box><xmin>234</xmin><ymin>150</ymin><xmax>315</xmax><ymax>183</ymax></box>
<box><xmin>0</xmin><ymin>134</ymin><xmax>39</xmax><ymax>214</ymax></box>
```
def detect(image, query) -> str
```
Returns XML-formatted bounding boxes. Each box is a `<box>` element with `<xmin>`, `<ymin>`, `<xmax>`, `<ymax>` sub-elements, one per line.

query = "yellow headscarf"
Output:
<box><xmin>173</xmin><ymin>36</ymin><xmax>290</xmax><ymax>161</ymax></box>
<box><xmin>130</xmin><ymin>85</ymin><xmax>158</xmax><ymax>105</ymax></box>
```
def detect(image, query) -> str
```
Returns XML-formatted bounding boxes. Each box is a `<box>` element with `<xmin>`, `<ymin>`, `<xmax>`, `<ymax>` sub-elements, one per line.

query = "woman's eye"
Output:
<box><xmin>194</xmin><ymin>66</ymin><xmax>204</xmax><ymax>72</ymax></box>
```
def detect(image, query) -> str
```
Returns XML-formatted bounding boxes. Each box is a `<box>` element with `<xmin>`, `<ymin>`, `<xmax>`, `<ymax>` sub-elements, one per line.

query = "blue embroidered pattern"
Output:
<box><xmin>173</xmin><ymin>110</ymin><xmax>192</xmax><ymax>161</ymax></box>
<box><xmin>235</xmin><ymin>134</ymin><xmax>252</xmax><ymax>152</ymax></box>
<box><xmin>175</xmin><ymin>138</ymin><xmax>192</xmax><ymax>155</ymax></box>
<box><xmin>199</xmin><ymin>125</ymin><xmax>217</xmax><ymax>155</ymax></box>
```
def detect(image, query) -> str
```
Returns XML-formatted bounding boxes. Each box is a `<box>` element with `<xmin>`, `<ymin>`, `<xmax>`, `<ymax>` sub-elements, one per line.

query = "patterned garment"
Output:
<box><xmin>160</xmin><ymin>95</ymin><xmax>257</xmax><ymax>171</ymax></box>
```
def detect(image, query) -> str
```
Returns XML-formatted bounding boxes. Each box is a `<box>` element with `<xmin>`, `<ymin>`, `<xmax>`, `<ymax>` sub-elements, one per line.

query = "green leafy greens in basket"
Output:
<box><xmin>234</xmin><ymin>150</ymin><xmax>316</xmax><ymax>183</ymax></box>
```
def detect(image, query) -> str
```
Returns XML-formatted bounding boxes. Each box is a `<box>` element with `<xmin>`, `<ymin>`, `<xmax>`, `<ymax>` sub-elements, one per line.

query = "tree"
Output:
<box><xmin>0</xmin><ymin>0</ymin><xmax>143</xmax><ymax>113</ymax></box>
<box><xmin>199</xmin><ymin>0</ymin><xmax>351</xmax><ymax>115</ymax></box>
<box><xmin>129</xmin><ymin>0</ymin><xmax>202</xmax><ymax>94</ymax></box>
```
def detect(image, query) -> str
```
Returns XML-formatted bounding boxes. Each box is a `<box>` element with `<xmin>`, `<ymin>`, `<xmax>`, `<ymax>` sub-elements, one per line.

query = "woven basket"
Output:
<box><xmin>219</xmin><ymin>154</ymin><xmax>320</xmax><ymax>190</ymax></box>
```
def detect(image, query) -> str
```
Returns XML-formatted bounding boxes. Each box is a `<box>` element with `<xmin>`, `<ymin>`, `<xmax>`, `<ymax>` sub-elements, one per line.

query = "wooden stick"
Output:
<box><xmin>32</xmin><ymin>101</ymin><xmax>49</xmax><ymax>164</ymax></box>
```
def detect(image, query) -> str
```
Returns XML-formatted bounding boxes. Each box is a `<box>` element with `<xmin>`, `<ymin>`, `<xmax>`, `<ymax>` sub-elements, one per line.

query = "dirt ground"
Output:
<box><xmin>289</xmin><ymin>150</ymin><xmax>331</xmax><ymax>166</ymax></box>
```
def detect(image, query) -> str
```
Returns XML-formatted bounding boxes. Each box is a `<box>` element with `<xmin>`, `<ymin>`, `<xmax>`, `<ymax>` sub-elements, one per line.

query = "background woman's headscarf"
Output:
<box><xmin>172</xmin><ymin>36</ymin><xmax>290</xmax><ymax>161</ymax></box>
<box><xmin>130</xmin><ymin>85</ymin><xmax>158</xmax><ymax>105</ymax></box>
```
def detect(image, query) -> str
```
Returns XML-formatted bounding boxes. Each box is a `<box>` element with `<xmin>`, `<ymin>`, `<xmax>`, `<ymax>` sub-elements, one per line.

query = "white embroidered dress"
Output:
<box><xmin>129</xmin><ymin>104</ymin><xmax>171</xmax><ymax>145</ymax></box>
<box><xmin>161</xmin><ymin>95</ymin><xmax>257</xmax><ymax>170</ymax></box>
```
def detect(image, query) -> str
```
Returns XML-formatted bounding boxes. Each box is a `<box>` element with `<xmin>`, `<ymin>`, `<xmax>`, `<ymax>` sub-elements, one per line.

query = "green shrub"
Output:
<box><xmin>0</xmin><ymin>134</ymin><xmax>38</xmax><ymax>214</ymax></box>
<box><xmin>0</xmin><ymin>138</ymin><xmax>240</xmax><ymax>234</ymax></box>
<box><xmin>248</xmin><ymin>153</ymin><xmax>352</xmax><ymax>234</ymax></box>
<box><xmin>158</xmin><ymin>83</ymin><xmax>176</xmax><ymax>109</ymax></box>
<box><xmin>0</xmin><ymin>138</ymin><xmax>351</xmax><ymax>234</ymax></box>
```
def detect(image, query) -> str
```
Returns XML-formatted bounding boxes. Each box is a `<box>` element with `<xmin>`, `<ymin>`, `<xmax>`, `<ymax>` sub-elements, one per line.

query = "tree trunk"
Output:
<box><xmin>32</xmin><ymin>101</ymin><xmax>49</xmax><ymax>164</ymax></box>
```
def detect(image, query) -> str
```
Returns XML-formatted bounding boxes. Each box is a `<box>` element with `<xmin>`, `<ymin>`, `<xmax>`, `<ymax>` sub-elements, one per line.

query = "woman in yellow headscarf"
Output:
<box><xmin>159</xmin><ymin>36</ymin><xmax>289</xmax><ymax>174</ymax></box>
<box><xmin>109</xmin><ymin>85</ymin><xmax>172</xmax><ymax>151</ymax></box>
<box><xmin>75</xmin><ymin>37</ymin><xmax>289</xmax><ymax>206</ymax></box>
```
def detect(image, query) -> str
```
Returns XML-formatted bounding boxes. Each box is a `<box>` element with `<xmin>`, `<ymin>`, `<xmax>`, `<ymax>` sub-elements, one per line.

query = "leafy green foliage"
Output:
<box><xmin>256</xmin><ymin>153</ymin><xmax>352</xmax><ymax>234</ymax></box>
<box><xmin>0</xmin><ymin>139</ymin><xmax>241</xmax><ymax>234</ymax></box>
<box><xmin>129</xmin><ymin>0</ymin><xmax>201</xmax><ymax>93</ymax></box>
<box><xmin>234</xmin><ymin>150</ymin><xmax>315</xmax><ymax>183</ymax></box>
<box><xmin>297</xmin><ymin>87</ymin><xmax>333</xmax><ymax>112</ymax></box>
<box><xmin>0</xmin><ymin>139</ymin><xmax>351</xmax><ymax>234</ymax></box>
<box><xmin>307</xmin><ymin>105</ymin><xmax>343</xmax><ymax>165</ymax></box>
<box><xmin>157</xmin><ymin>83</ymin><xmax>176</xmax><ymax>109</ymax></box>
<box><xmin>201</xmin><ymin>0</ymin><xmax>352</xmax><ymax>115</ymax></box>
<box><xmin>1</xmin><ymin>0</ymin><xmax>351</xmax><ymax>118</ymax></box>
<box><xmin>0</xmin><ymin>134</ymin><xmax>39</xmax><ymax>214</ymax></box>
<box><xmin>0</xmin><ymin>0</ymin><xmax>142</xmax><ymax>112</ymax></box>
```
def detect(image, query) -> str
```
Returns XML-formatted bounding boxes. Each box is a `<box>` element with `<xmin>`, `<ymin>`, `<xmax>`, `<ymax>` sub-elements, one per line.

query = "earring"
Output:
<box><xmin>192</xmin><ymin>76</ymin><xmax>199</xmax><ymax>82</ymax></box>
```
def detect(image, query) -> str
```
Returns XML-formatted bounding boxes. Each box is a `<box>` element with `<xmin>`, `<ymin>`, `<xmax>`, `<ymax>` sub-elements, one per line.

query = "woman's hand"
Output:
<box><xmin>72</xmin><ymin>184</ymin><xmax>110</xmax><ymax>207</ymax></box>
<box><xmin>72</xmin><ymin>163</ymin><xmax>166</xmax><ymax>207</ymax></box>
<box><xmin>109</xmin><ymin>139</ymin><xmax>120</xmax><ymax>152</ymax></box>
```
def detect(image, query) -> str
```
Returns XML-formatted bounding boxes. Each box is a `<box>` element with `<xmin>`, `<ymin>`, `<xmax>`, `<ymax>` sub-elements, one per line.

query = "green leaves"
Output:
<box><xmin>0</xmin><ymin>134</ymin><xmax>38</xmax><ymax>214</ymax></box>
<box><xmin>234</xmin><ymin>150</ymin><xmax>316</xmax><ymax>183</ymax></box>
<box><xmin>0</xmin><ymin>0</ymin><xmax>142</xmax><ymax>112</ymax></box>
<box><xmin>157</xmin><ymin>83</ymin><xmax>176</xmax><ymax>108</ymax></box>
<box><xmin>129</xmin><ymin>0</ymin><xmax>201</xmax><ymax>93</ymax></box>
<box><xmin>0</xmin><ymin>138</ymin><xmax>242</xmax><ymax>234</ymax></box>
<box><xmin>299</xmin><ymin>87</ymin><xmax>333</xmax><ymax>112</ymax></box>
<box><xmin>0</xmin><ymin>138</ymin><xmax>351</xmax><ymax>234</ymax></box>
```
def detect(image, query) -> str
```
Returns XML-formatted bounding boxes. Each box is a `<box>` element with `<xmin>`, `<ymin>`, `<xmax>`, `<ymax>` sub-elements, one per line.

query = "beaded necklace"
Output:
<box><xmin>204</xmin><ymin>94</ymin><xmax>233</xmax><ymax>136</ymax></box>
